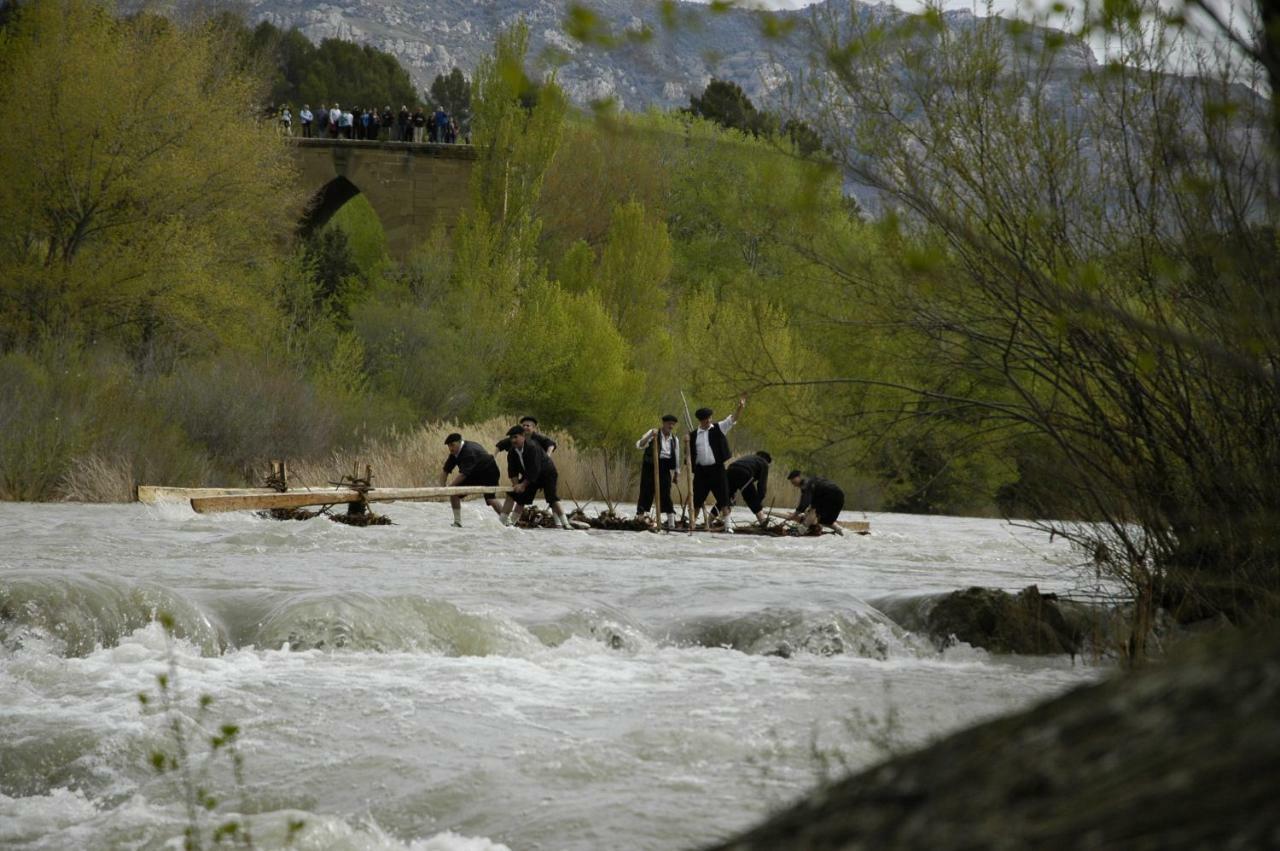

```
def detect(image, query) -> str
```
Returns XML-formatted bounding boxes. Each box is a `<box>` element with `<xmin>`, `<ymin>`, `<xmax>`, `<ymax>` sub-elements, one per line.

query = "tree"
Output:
<box><xmin>597</xmin><ymin>200</ymin><xmax>673</xmax><ymax>347</ymax></box>
<box><xmin>687</xmin><ymin>78</ymin><xmax>776</xmax><ymax>138</ymax></box>
<box><xmin>0</xmin><ymin>0</ymin><xmax>300</xmax><ymax>358</ymax></box>
<box><xmin>429</xmin><ymin>67</ymin><xmax>473</xmax><ymax>133</ymax></box>
<box><xmin>789</xmin><ymin>0</ymin><xmax>1279</xmax><ymax>630</ymax></box>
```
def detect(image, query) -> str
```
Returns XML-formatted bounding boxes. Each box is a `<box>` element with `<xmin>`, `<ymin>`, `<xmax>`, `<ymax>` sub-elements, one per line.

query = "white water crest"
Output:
<box><xmin>1</xmin><ymin>502</ymin><xmax>1113</xmax><ymax>849</ymax></box>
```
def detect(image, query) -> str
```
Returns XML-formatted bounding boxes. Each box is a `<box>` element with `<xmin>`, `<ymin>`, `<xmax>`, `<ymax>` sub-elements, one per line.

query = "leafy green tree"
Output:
<box><xmin>597</xmin><ymin>200</ymin><xmax>673</xmax><ymax>348</ymax></box>
<box><xmin>429</xmin><ymin>67</ymin><xmax>473</xmax><ymax>132</ymax></box>
<box><xmin>687</xmin><ymin>78</ymin><xmax>776</xmax><ymax>138</ymax></box>
<box><xmin>0</xmin><ymin>0</ymin><xmax>300</xmax><ymax>359</ymax></box>
<box><xmin>495</xmin><ymin>280</ymin><xmax>645</xmax><ymax>445</ymax></box>
<box><xmin>471</xmin><ymin>20</ymin><xmax>567</xmax><ymax>254</ymax></box>
<box><xmin>230</xmin><ymin>18</ymin><xmax>418</xmax><ymax>109</ymax></box>
<box><xmin>790</xmin><ymin>0</ymin><xmax>1280</xmax><ymax>627</ymax></box>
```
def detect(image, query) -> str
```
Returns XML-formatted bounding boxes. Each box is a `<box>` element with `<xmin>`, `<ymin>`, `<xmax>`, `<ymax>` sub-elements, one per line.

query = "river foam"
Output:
<box><xmin>1</xmin><ymin>502</ymin><xmax>1110</xmax><ymax>849</ymax></box>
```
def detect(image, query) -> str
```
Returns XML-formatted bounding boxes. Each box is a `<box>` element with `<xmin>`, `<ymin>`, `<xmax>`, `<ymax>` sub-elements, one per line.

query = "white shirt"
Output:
<box><xmin>636</xmin><ymin>429</ymin><xmax>680</xmax><ymax>467</ymax></box>
<box><xmin>694</xmin><ymin>415</ymin><xmax>736</xmax><ymax>466</ymax></box>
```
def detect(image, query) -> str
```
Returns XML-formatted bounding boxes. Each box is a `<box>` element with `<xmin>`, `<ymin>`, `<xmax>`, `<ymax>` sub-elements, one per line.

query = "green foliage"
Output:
<box><xmin>495</xmin><ymin>280</ymin><xmax>646</xmax><ymax>445</ymax></box>
<box><xmin>0</xmin><ymin>346</ymin><xmax>211</xmax><ymax>500</ymax></box>
<box><xmin>687</xmin><ymin>78</ymin><xmax>776</xmax><ymax>138</ymax></box>
<box><xmin>429</xmin><ymin>67</ymin><xmax>473</xmax><ymax>132</ymax></box>
<box><xmin>471</xmin><ymin>19</ymin><xmax>568</xmax><ymax>255</ymax></box>
<box><xmin>596</xmin><ymin>201</ymin><xmax>673</xmax><ymax>348</ymax></box>
<box><xmin>793</xmin><ymin>0</ymin><xmax>1280</xmax><ymax>623</ymax></box>
<box><xmin>0</xmin><ymin>0</ymin><xmax>299</xmax><ymax>360</ymax></box>
<box><xmin>325</xmin><ymin>195</ymin><xmax>390</xmax><ymax>278</ymax></box>
<box><xmin>155</xmin><ymin>354</ymin><xmax>344</xmax><ymax>475</ymax></box>
<box><xmin>243</xmin><ymin>19</ymin><xmax>419</xmax><ymax>109</ymax></box>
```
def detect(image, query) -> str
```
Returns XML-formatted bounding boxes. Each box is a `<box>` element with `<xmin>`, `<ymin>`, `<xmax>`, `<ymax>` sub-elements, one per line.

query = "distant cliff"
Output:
<box><xmin>231</xmin><ymin>0</ymin><xmax>1094</xmax><ymax>111</ymax></box>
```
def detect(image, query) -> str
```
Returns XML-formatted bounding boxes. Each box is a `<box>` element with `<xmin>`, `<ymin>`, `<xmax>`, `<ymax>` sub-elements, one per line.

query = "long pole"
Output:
<box><xmin>679</xmin><ymin>390</ymin><xmax>695</xmax><ymax>536</ymax></box>
<box><xmin>652</xmin><ymin>420</ymin><xmax>663</xmax><ymax>528</ymax></box>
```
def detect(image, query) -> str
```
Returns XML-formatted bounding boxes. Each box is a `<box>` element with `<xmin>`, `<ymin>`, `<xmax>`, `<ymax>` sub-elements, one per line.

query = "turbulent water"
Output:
<box><xmin>1</xmin><ymin>501</ymin><xmax>1113</xmax><ymax>850</ymax></box>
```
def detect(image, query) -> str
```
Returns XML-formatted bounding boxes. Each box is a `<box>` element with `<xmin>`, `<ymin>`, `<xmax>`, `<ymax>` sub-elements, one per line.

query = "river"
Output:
<box><xmin>1</xmin><ymin>501</ymin><xmax>1112</xmax><ymax>850</ymax></box>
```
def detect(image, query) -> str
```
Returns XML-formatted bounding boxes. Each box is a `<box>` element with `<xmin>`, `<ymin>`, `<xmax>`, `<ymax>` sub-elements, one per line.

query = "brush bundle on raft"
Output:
<box><xmin>572</xmin><ymin>509</ymin><xmax>655</xmax><ymax>532</ymax></box>
<box><xmin>515</xmin><ymin>506</ymin><xmax>567</xmax><ymax>529</ymax></box>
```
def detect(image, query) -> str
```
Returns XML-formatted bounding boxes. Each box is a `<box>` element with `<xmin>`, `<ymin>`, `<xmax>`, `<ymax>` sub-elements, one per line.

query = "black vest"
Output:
<box><xmin>643</xmin><ymin>432</ymin><xmax>678</xmax><ymax>464</ymax></box>
<box><xmin>689</xmin><ymin>424</ymin><xmax>730</xmax><ymax>466</ymax></box>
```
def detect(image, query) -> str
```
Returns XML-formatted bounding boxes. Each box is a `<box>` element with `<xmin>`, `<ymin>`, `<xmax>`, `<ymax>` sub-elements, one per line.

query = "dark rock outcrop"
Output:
<box><xmin>704</xmin><ymin>623</ymin><xmax>1280</xmax><ymax>850</ymax></box>
<box><xmin>925</xmin><ymin>585</ymin><xmax>1084</xmax><ymax>655</ymax></box>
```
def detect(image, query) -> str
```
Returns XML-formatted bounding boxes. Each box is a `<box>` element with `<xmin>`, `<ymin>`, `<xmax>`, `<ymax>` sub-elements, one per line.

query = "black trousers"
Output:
<box><xmin>727</xmin><ymin>465</ymin><xmax>765</xmax><ymax>515</ymax></box>
<box><xmin>812</xmin><ymin>491</ymin><xmax>846</xmax><ymax>525</ymax></box>
<box><xmin>459</xmin><ymin>458</ymin><xmax>501</xmax><ymax>501</ymax></box>
<box><xmin>637</xmin><ymin>458</ymin><xmax>676</xmax><ymax>514</ymax></box>
<box><xmin>513</xmin><ymin>470</ymin><xmax>559</xmax><ymax>507</ymax></box>
<box><xmin>693</xmin><ymin>463</ymin><xmax>730</xmax><ymax>512</ymax></box>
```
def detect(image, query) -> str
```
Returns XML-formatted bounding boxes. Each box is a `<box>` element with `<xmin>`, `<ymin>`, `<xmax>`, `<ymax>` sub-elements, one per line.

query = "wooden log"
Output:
<box><xmin>139</xmin><ymin>486</ymin><xmax>278</xmax><ymax>504</ymax></box>
<box><xmin>837</xmin><ymin>520</ymin><xmax>872</xmax><ymax>535</ymax></box>
<box><xmin>763</xmin><ymin>509</ymin><xmax>871</xmax><ymax>535</ymax></box>
<box><xmin>191</xmin><ymin>490</ymin><xmax>364</xmax><ymax>513</ymax></box>
<box><xmin>190</xmin><ymin>485</ymin><xmax>516</xmax><ymax>514</ymax></box>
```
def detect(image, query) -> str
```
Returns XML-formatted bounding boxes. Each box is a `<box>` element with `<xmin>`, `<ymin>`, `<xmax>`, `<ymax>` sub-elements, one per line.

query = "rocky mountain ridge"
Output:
<box><xmin>238</xmin><ymin>0</ymin><xmax>1095</xmax><ymax>111</ymax></box>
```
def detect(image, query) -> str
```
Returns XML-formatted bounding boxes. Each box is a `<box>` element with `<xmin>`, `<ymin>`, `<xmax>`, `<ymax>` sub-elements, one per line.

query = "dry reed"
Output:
<box><xmin>287</xmin><ymin>417</ymin><xmax>638</xmax><ymax>507</ymax></box>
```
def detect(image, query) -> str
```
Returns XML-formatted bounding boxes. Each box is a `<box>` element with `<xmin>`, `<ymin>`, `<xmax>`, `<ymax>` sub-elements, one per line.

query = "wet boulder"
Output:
<box><xmin>925</xmin><ymin>585</ymin><xmax>1082</xmax><ymax>655</ymax></box>
<box><xmin>705</xmin><ymin>623</ymin><xmax>1280</xmax><ymax>850</ymax></box>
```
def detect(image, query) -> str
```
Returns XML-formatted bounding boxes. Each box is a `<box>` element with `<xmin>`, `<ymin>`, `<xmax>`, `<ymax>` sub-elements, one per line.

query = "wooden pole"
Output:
<box><xmin>684</xmin><ymin>430</ymin><xmax>695</xmax><ymax>536</ymax></box>
<box><xmin>652</xmin><ymin>422</ymin><xmax>663</xmax><ymax>526</ymax></box>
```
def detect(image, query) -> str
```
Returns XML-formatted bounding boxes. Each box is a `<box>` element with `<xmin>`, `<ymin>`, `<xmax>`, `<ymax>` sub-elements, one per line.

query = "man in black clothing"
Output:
<box><xmin>689</xmin><ymin>395</ymin><xmax>747</xmax><ymax>532</ymax></box>
<box><xmin>495</xmin><ymin>415</ymin><xmax>557</xmax><ymax>454</ymax></box>
<box><xmin>724</xmin><ymin>450</ymin><xmax>772</xmax><ymax>525</ymax></box>
<box><xmin>503</xmin><ymin>425</ymin><xmax>572</xmax><ymax>529</ymax></box>
<box><xmin>636</xmin><ymin>414</ymin><xmax>681</xmax><ymax>528</ymax></box>
<box><xmin>496</xmin><ymin>416</ymin><xmax>558</xmax><ymax>516</ymax></box>
<box><xmin>787</xmin><ymin>470</ymin><xmax>846</xmax><ymax>535</ymax></box>
<box><xmin>441</xmin><ymin>433</ymin><xmax>504</xmax><ymax>527</ymax></box>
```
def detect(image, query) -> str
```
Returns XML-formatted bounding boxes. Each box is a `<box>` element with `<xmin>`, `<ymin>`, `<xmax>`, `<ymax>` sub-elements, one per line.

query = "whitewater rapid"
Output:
<box><xmin>1</xmin><ymin>502</ymin><xmax>1111</xmax><ymax>850</ymax></box>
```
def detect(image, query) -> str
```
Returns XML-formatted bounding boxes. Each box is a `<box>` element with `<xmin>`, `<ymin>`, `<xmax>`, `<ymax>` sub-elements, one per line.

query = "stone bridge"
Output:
<box><xmin>290</xmin><ymin>138</ymin><xmax>476</xmax><ymax>259</ymax></box>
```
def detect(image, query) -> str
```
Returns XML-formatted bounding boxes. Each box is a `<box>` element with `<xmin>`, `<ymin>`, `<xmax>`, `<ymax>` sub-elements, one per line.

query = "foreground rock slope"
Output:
<box><xmin>705</xmin><ymin>623</ymin><xmax>1280</xmax><ymax>849</ymax></box>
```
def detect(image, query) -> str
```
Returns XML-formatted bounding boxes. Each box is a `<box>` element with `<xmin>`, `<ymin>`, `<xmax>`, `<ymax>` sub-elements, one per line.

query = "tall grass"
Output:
<box><xmin>2</xmin><ymin>343</ymin><xmax>852</xmax><ymax>508</ymax></box>
<box><xmin>287</xmin><ymin>417</ymin><xmax>637</xmax><ymax>506</ymax></box>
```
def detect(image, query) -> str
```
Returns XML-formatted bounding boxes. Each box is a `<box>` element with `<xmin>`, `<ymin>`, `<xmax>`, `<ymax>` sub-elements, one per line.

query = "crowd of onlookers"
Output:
<box><xmin>273</xmin><ymin>103</ymin><xmax>467</xmax><ymax>144</ymax></box>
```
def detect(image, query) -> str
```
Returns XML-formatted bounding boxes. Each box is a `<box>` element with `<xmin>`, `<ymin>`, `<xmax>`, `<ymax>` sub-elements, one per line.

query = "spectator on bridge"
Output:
<box><xmin>381</xmin><ymin>106</ymin><xmax>394</xmax><ymax>141</ymax></box>
<box><xmin>342</xmin><ymin>108</ymin><xmax>355</xmax><ymax>139</ymax></box>
<box><xmin>300</xmin><ymin>104</ymin><xmax>313</xmax><ymax>137</ymax></box>
<box><xmin>315</xmin><ymin>104</ymin><xmax>328</xmax><ymax>136</ymax></box>
<box><xmin>433</xmin><ymin>105</ymin><xmax>448</xmax><ymax>142</ymax></box>
<box><xmin>397</xmin><ymin>105</ymin><xmax>411</xmax><ymax>142</ymax></box>
<box><xmin>412</xmin><ymin>108</ymin><xmax>426</xmax><ymax>143</ymax></box>
<box><xmin>447</xmin><ymin>117</ymin><xmax>459</xmax><ymax>144</ymax></box>
<box><xmin>328</xmin><ymin>104</ymin><xmax>341</xmax><ymax>138</ymax></box>
<box><xmin>357</xmin><ymin>107</ymin><xmax>372</xmax><ymax>140</ymax></box>
<box><xmin>278</xmin><ymin>105</ymin><xmax>292</xmax><ymax>136</ymax></box>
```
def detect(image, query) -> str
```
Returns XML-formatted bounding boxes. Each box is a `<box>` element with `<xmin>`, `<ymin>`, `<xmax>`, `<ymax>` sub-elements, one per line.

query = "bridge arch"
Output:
<box><xmin>289</xmin><ymin>139</ymin><xmax>476</xmax><ymax>260</ymax></box>
<box><xmin>299</xmin><ymin>175</ymin><xmax>363</xmax><ymax>241</ymax></box>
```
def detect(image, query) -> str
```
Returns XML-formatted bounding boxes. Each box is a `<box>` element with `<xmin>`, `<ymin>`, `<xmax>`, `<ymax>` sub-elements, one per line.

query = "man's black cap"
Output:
<box><xmin>787</xmin><ymin>470</ymin><xmax>803</xmax><ymax>480</ymax></box>
<box><xmin>662</xmin><ymin>414</ymin><xmax>678</xmax><ymax>423</ymax></box>
<box><xmin>756</xmin><ymin>450</ymin><xmax>772</xmax><ymax>463</ymax></box>
<box><xmin>520</xmin><ymin>415</ymin><xmax>538</xmax><ymax>425</ymax></box>
<box><xmin>444</xmin><ymin>432</ymin><xmax>462</xmax><ymax>445</ymax></box>
<box><xmin>506</xmin><ymin>425</ymin><xmax>526</xmax><ymax>437</ymax></box>
<box><xmin>695</xmin><ymin>407</ymin><xmax>713</xmax><ymax>420</ymax></box>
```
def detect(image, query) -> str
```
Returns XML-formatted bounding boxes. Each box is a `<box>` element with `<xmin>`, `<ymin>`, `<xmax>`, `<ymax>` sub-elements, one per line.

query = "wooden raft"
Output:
<box><xmin>188</xmin><ymin>485</ymin><xmax>515</xmax><ymax>514</ymax></box>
